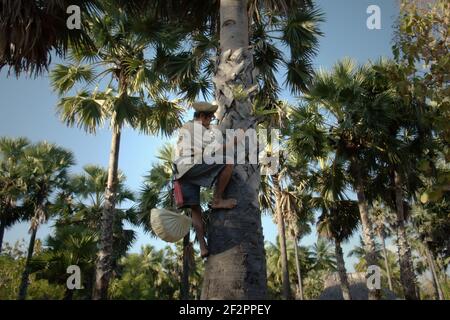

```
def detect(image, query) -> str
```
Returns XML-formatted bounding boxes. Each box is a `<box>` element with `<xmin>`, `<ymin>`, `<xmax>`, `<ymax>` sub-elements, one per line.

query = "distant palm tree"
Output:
<box><xmin>265</xmin><ymin>238</ymin><xmax>309</xmax><ymax>299</ymax></box>
<box><xmin>0</xmin><ymin>137</ymin><xmax>30</xmax><ymax>252</ymax></box>
<box><xmin>348</xmin><ymin>236</ymin><xmax>402</xmax><ymax>296</ymax></box>
<box><xmin>50</xmin><ymin>5</ymin><xmax>184</xmax><ymax>298</ymax></box>
<box><xmin>18</xmin><ymin>142</ymin><xmax>75</xmax><ymax>300</ymax></box>
<box><xmin>29</xmin><ymin>224</ymin><xmax>98</xmax><ymax>300</ymax></box>
<box><xmin>347</xmin><ymin>237</ymin><xmax>370</xmax><ymax>271</ymax></box>
<box><xmin>58</xmin><ymin>165</ymin><xmax>138</xmax><ymax>281</ymax></box>
<box><xmin>313</xmin><ymin>157</ymin><xmax>359</xmax><ymax>300</ymax></box>
<box><xmin>317</xmin><ymin>200</ymin><xmax>359</xmax><ymax>301</ymax></box>
<box><xmin>310</xmin><ymin>238</ymin><xmax>336</xmax><ymax>272</ymax></box>
<box><xmin>371</xmin><ymin>201</ymin><xmax>395</xmax><ymax>291</ymax></box>
<box><xmin>109</xmin><ymin>245</ymin><xmax>167</xmax><ymax>299</ymax></box>
<box><xmin>301</xmin><ymin>59</ymin><xmax>403</xmax><ymax>299</ymax></box>
<box><xmin>281</xmin><ymin>188</ymin><xmax>314</xmax><ymax>300</ymax></box>
<box><xmin>411</xmin><ymin>203</ymin><xmax>448</xmax><ymax>300</ymax></box>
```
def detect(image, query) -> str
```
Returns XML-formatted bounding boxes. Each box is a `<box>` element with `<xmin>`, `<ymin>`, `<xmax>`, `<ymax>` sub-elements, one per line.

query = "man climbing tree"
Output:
<box><xmin>174</xmin><ymin>101</ymin><xmax>240</xmax><ymax>259</ymax></box>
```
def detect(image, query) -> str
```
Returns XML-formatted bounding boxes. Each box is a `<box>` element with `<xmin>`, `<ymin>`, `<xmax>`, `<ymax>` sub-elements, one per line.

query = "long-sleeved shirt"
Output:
<box><xmin>173</xmin><ymin>120</ymin><xmax>222</xmax><ymax>179</ymax></box>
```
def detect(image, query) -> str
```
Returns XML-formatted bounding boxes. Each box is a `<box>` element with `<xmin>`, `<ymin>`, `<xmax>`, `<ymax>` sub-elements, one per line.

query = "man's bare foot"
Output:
<box><xmin>211</xmin><ymin>198</ymin><xmax>237</xmax><ymax>209</ymax></box>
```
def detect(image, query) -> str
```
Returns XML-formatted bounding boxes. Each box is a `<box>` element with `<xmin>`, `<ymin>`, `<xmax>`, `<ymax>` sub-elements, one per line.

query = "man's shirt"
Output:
<box><xmin>174</xmin><ymin>120</ymin><xmax>222</xmax><ymax>179</ymax></box>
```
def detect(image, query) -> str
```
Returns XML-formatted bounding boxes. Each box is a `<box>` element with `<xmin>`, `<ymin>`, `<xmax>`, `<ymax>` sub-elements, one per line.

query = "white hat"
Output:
<box><xmin>192</xmin><ymin>101</ymin><xmax>218</xmax><ymax>113</ymax></box>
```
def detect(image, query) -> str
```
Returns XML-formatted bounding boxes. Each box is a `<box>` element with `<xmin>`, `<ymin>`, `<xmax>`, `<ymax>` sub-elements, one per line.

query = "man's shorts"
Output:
<box><xmin>176</xmin><ymin>163</ymin><xmax>226</xmax><ymax>208</ymax></box>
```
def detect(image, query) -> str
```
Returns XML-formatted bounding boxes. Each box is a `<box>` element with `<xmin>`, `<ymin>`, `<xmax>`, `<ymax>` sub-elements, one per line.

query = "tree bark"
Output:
<box><xmin>424</xmin><ymin>242</ymin><xmax>444</xmax><ymax>300</ymax></box>
<box><xmin>334</xmin><ymin>240</ymin><xmax>352</xmax><ymax>300</ymax></box>
<box><xmin>18</xmin><ymin>226</ymin><xmax>38</xmax><ymax>300</ymax></box>
<box><xmin>393</xmin><ymin>171</ymin><xmax>419</xmax><ymax>300</ymax></box>
<box><xmin>380</xmin><ymin>232</ymin><xmax>394</xmax><ymax>292</ymax></box>
<box><xmin>272</xmin><ymin>174</ymin><xmax>291</xmax><ymax>300</ymax></box>
<box><xmin>353</xmin><ymin>161</ymin><xmax>381</xmax><ymax>300</ymax></box>
<box><xmin>181</xmin><ymin>233</ymin><xmax>190</xmax><ymax>300</ymax></box>
<box><xmin>0</xmin><ymin>219</ymin><xmax>5</xmax><ymax>254</ymax></box>
<box><xmin>201</xmin><ymin>0</ymin><xmax>267</xmax><ymax>300</ymax></box>
<box><xmin>93</xmin><ymin>128</ymin><xmax>121</xmax><ymax>300</ymax></box>
<box><xmin>63</xmin><ymin>287</ymin><xmax>74</xmax><ymax>300</ymax></box>
<box><xmin>293</xmin><ymin>237</ymin><xmax>304</xmax><ymax>300</ymax></box>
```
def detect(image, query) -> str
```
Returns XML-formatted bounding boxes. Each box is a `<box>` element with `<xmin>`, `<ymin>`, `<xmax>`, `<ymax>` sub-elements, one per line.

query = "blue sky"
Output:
<box><xmin>0</xmin><ymin>0</ymin><xmax>399</xmax><ymax>271</ymax></box>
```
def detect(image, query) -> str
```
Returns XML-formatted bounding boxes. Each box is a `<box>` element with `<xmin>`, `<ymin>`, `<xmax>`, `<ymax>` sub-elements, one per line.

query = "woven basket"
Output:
<box><xmin>150</xmin><ymin>208</ymin><xmax>192</xmax><ymax>243</ymax></box>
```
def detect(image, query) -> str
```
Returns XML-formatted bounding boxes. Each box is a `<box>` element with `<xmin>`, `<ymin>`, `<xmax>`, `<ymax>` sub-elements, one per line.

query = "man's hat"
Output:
<box><xmin>192</xmin><ymin>101</ymin><xmax>218</xmax><ymax>113</ymax></box>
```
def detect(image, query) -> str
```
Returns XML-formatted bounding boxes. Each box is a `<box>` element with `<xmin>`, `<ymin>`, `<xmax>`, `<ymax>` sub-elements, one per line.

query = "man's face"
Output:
<box><xmin>199</xmin><ymin>113</ymin><xmax>216</xmax><ymax>128</ymax></box>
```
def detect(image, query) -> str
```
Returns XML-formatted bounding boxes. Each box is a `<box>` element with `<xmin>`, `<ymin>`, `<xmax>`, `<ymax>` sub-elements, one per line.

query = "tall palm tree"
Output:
<box><xmin>18</xmin><ymin>142</ymin><xmax>75</xmax><ymax>300</ymax></box>
<box><xmin>0</xmin><ymin>137</ymin><xmax>30</xmax><ymax>252</ymax></box>
<box><xmin>154</xmin><ymin>0</ymin><xmax>323</xmax><ymax>299</ymax></box>
<box><xmin>50</xmin><ymin>5</ymin><xmax>184</xmax><ymax>299</ymax></box>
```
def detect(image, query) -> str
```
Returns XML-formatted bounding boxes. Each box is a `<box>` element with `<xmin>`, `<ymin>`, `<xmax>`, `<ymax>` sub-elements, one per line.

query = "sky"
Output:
<box><xmin>0</xmin><ymin>0</ymin><xmax>399</xmax><ymax>272</ymax></box>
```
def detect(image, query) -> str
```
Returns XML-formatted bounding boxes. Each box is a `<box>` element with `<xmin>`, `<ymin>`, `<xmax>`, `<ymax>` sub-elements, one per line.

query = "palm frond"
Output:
<box><xmin>57</xmin><ymin>91</ymin><xmax>107</xmax><ymax>134</ymax></box>
<box><xmin>51</xmin><ymin>64</ymin><xmax>96</xmax><ymax>95</ymax></box>
<box><xmin>141</xmin><ymin>98</ymin><xmax>184</xmax><ymax>137</ymax></box>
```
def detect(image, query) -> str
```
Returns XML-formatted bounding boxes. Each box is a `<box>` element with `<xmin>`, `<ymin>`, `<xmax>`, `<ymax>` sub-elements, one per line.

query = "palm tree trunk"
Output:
<box><xmin>93</xmin><ymin>127</ymin><xmax>121</xmax><ymax>300</ymax></box>
<box><xmin>63</xmin><ymin>287</ymin><xmax>74</xmax><ymax>300</ymax></box>
<box><xmin>393</xmin><ymin>171</ymin><xmax>419</xmax><ymax>300</ymax></box>
<box><xmin>424</xmin><ymin>242</ymin><xmax>444</xmax><ymax>300</ymax></box>
<box><xmin>380</xmin><ymin>232</ymin><xmax>393</xmax><ymax>291</ymax></box>
<box><xmin>18</xmin><ymin>226</ymin><xmax>38</xmax><ymax>300</ymax></box>
<box><xmin>0</xmin><ymin>219</ymin><xmax>5</xmax><ymax>253</ymax></box>
<box><xmin>293</xmin><ymin>237</ymin><xmax>304</xmax><ymax>300</ymax></box>
<box><xmin>353</xmin><ymin>160</ymin><xmax>381</xmax><ymax>300</ymax></box>
<box><xmin>181</xmin><ymin>233</ymin><xmax>190</xmax><ymax>300</ymax></box>
<box><xmin>334</xmin><ymin>240</ymin><xmax>352</xmax><ymax>300</ymax></box>
<box><xmin>272</xmin><ymin>174</ymin><xmax>291</xmax><ymax>300</ymax></box>
<box><xmin>201</xmin><ymin>0</ymin><xmax>267</xmax><ymax>299</ymax></box>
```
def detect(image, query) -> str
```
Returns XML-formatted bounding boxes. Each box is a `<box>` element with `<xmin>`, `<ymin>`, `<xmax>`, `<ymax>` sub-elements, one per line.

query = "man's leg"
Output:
<box><xmin>190</xmin><ymin>204</ymin><xmax>209</xmax><ymax>257</ymax></box>
<box><xmin>211</xmin><ymin>164</ymin><xmax>237</xmax><ymax>209</ymax></box>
